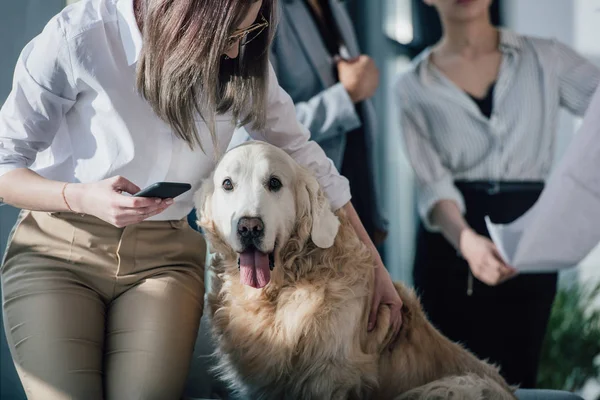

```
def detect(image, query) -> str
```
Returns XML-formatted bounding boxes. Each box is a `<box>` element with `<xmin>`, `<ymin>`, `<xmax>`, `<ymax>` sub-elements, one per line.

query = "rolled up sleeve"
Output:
<box><xmin>244</xmin><ymin>63</ymin><xmax>351</xmax><ymax>210</ymax></box>
<box><xmin>0</xmin><ymin>17</ymin><xmax>77</xmax><ymax>178</ymax></box>
<box><xmin>293</xmin><ymin>82</ymin><xmax>361</xmax><ymax>143</ymax></box>
<box><xmin>554</xmin><ymin>40</ymin><xmax>600</xmax><ymax>116</ymax></box>
<box><xmin>399</xmin><ymin>102</ymin><xmax>465</xmax><ymax>231</ymax></box>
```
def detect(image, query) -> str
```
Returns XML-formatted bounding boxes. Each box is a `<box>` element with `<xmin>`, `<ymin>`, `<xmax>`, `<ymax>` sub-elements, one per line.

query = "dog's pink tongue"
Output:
<box><xmin>239</xmin><ymin>250</ymin><xmax>271</xmax><ymax>289</ymax></box>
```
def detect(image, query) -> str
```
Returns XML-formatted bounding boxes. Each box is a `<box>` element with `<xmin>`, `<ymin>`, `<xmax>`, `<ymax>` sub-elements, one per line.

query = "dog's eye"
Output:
<box><xmin>222</xmin><ymin>179</ymin><xmax>234</xmax><ymax>191</ymax></box>
<box><xmin>268</xmin><ymin>177</ymin><xmax>282</xmax><ymax>192</ymax></box>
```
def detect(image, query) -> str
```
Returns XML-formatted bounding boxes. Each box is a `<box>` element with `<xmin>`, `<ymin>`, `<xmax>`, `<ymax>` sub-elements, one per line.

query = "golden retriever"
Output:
<box><xmin>195</xmin><ymin>141</ymin><xmax>516</xmax><ymax>400</ymax></box>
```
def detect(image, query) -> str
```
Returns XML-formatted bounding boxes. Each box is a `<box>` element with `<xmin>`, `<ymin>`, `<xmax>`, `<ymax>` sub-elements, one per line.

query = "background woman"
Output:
<box><xmin>396</xmin><ymin>0</ymin><xmax>599</xmax><ymax>389</ymax></box>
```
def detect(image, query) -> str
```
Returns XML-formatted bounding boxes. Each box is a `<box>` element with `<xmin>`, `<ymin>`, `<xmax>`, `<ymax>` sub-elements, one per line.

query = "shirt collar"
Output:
<box><xmin>415</xmin><ymin>29</ymin><xmax>523</xmax><ymax>83</ymax></box>
<box><xmin>498</xmin><ymin>28</ymin><xmax>523</xmax><ymax>52</ymax></box>
<box><xmin>116</xmin><ymin>0</ymin><xmax>143</xmax><ymax>66</ymax></box>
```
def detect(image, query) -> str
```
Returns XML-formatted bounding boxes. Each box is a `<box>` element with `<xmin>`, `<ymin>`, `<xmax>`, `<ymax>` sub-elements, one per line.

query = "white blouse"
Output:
<box><xmin>395</xmin><ymin>29</ymin><xmax>600</xmax><ymax>230</ymax></box>
<box><xmin>0</xmin><ymin>0</ymin><xmax>351</xmax><ymax>221</ymax></box>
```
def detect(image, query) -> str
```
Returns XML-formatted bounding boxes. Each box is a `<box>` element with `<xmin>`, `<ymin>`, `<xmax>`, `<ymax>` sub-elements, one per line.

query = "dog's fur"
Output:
<box><xmin>196</xmin><ymin>142</ymin><xmax>517</xmax><ymax>400</ymax></box>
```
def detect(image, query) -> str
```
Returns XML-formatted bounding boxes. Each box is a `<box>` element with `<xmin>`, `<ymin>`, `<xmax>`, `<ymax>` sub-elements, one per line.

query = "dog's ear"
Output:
<box><xmin>298</xmin><ymin>170</ymin><xmax>340</xmax><ymax>249</ymax></box>
<box><xmin>194</xmin><ymin>176</ymin><xmax>215</xmax><ymax>230</ymax></box>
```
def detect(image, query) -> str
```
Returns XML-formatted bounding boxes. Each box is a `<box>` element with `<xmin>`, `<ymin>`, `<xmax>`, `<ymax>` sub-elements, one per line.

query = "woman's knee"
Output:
<box><xmin>2</xmin><ymin>281</ymin><xmax>105</xmax><ymax>400</ymax></box>
<box><xmin>104</xmin><ymin>272</ymin><xmax>204</xmax><ymax>399</ymax></box>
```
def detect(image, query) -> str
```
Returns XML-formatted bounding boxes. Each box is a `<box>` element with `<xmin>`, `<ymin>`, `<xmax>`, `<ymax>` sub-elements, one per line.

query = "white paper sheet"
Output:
<box><xmin>485</xmin><ymin>86</ymin><xmax>600</xmax><ymax>273</ymax></box>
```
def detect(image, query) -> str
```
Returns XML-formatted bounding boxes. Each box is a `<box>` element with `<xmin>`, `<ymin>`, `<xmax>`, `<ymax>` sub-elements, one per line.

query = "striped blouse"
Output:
<box><xmin>395</xmin><ymin>29</ymin><xmax>600</xmax><ymax>231</ymax></box>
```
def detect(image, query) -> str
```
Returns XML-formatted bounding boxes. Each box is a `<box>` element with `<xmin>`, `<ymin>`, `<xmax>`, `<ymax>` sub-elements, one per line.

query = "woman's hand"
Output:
<box><xmin>460</xmin><ymin>228</ymin><xmax>517</xmax><ymax>286</ymax></box>
<box><xmin>337</xmin><ymin>55</ymin><xmax>380</xmax><ymax>103</ymax></box>
<box><xmin>341</xmin><ymin>202</ymin><xmax>403</xmax><ymax>350</ymax></box>
<box><xmin>66</xmin><ymin>176</ymin><xmax>173</xmax><ymax>227</ymax></box>
<box><xmin>369</xmin><ymin>263</ymin><xmax>403</xmax><ymax>350</ymax></box>
<box><xmin>429</xmin><ymin>200</ymin><xmax>518</xmax><ymax>286</ymax></box>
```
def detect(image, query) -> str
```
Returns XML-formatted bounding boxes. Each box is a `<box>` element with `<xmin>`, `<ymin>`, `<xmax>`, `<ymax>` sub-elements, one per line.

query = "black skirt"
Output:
<box><xmin>413</xmin><ymin>181</ymin><xmax>557</xmax><ymax>389</ymax></box>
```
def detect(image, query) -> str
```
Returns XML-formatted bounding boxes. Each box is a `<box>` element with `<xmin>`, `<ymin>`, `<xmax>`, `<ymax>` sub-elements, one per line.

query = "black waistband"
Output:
<box><xmin>454</xmin><ymin>180</ymin><xmax>544</xmax><ymax>195</ymax></box>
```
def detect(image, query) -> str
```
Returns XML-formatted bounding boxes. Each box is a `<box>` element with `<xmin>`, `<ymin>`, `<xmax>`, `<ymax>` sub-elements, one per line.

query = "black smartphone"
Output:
<box><xmin>133</xmin><ymin>182</ymin><xmax>192</xmax><ymax>199</ymax></box>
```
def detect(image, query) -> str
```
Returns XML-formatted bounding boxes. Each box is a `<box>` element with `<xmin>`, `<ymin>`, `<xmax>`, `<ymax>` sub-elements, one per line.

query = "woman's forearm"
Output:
<box><xmin>0</xmin><ymin>168</ymin><xmax>83</xmax><ymax>212</ymax></box>
<box><xmin>429</xmin><ymin>199</ymin><xmax>473</xmax><ymax>251</ymax></box>
<box><xmin>342</xmin><ymin>202</ymin><xmax>384</xmax><ymax>267</ymax></box>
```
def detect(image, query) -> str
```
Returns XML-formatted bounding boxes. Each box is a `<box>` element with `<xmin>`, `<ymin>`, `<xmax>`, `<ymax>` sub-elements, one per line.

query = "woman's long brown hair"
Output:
<box><xmin>136</xmin><ymin>0</ymin><xmax>276</xmax><ymax>153</ymax></box>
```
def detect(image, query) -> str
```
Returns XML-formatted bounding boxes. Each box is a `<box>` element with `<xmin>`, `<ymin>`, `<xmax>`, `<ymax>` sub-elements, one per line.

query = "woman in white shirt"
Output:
<box><xmin>0</xmin><ymin>0</ymin><xmax>402</xmax><ymax>398</ymax></box>
<box><xmin>396</xmin><ymin>0</ymin><xmax>599</xmax><ymax>391</ymax></box>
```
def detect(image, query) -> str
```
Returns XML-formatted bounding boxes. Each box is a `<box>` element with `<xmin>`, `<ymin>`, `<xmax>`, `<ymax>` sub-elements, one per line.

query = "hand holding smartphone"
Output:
<box><xmin>133</xmin><ymin>182</ymin><xmax>191</xmax><ymax>199</ymax></box>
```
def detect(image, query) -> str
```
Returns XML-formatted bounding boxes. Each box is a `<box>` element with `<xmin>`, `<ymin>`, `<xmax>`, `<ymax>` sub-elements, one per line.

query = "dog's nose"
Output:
<box><xmin>237</xmin><ymin>217</ymin><xmax>264</xmax><ymax>239</ymax></box>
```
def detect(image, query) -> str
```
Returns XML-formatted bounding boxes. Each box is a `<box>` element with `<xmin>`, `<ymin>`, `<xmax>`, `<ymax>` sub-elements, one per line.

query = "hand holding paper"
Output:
<box><xmin>460</xmin><ymin>228</ymin><xmax>518</xmax><ymax>284</ymax></box>
<box><xmin>485</xmin><ymin>86</ymin><xmax>600</xmax><ymax>273</ymax></box>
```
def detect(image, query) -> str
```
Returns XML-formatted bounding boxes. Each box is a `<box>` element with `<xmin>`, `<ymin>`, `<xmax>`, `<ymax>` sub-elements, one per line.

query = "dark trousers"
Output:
<box><xmin>413</xmin><ymin>182</ymin><xmax>557</xmax><ymax>389</ymax></box>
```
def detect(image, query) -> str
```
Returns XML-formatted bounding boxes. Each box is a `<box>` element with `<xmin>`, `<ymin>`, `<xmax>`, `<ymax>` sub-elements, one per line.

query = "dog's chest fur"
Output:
<box><xmin>208</xmin><ymin>257</ymin><xmax>380</xmax><ymax>400</ymax></box>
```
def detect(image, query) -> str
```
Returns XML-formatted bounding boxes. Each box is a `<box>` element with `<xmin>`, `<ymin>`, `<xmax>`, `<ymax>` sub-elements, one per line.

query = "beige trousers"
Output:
<box><xmin>1</xmin><ymin>211</ymin><xmax>206</xmax><ymax>400</ymax></box>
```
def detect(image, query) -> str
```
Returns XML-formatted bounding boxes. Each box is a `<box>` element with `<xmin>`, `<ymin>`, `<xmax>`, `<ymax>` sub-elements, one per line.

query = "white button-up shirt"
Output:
<box><xmin>0</xmin><ymin>0</ymin><xmax>351</xmax><ymax>220</ymax></box>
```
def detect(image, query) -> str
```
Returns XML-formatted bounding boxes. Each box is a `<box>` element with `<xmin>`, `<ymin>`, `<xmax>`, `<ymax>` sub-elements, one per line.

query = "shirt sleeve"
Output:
<box><xmin>0</xmin><ymin>16</ymin><xmax>77</xmax><ymax>178</ymax></box>
<box><xmin>397</xmin><ymin>94</ymin><xmax>465</xmax><ymax>231</ymax></box>
<box><xmin>269</xmin><ymin>46</ymin><xmax>361</xmax><ymax>144</ymax></box>
<box><xmin>244</xmin><ymin>62</ymin><xmax>351</xmax><ymax>211</ymax></box>
<box><xmin>554</xmin><ymin>40</ymin><xmax>600</xmax><ymax>116</ymax></box>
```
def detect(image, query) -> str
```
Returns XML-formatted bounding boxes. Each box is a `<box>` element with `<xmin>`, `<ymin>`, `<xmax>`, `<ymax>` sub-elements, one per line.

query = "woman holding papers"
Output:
<box><xmin>395</xmin><ymin>0</ymin><xmax>600</xmax><ymax>389</ymax></box>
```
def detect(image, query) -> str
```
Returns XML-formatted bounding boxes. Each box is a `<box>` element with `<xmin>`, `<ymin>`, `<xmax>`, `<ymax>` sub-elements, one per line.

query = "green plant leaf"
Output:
<box><xmin>537</xmin><ymin>281</ymin><xmax>600</xmax><ymax>391</ymax></box>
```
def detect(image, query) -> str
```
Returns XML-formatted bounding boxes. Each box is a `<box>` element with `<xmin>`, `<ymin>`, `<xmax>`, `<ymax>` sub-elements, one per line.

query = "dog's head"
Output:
<box><xmin>195</xmin><ymin>142</ymin><xmax>340</xmax><ymax>288</ymax></box>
